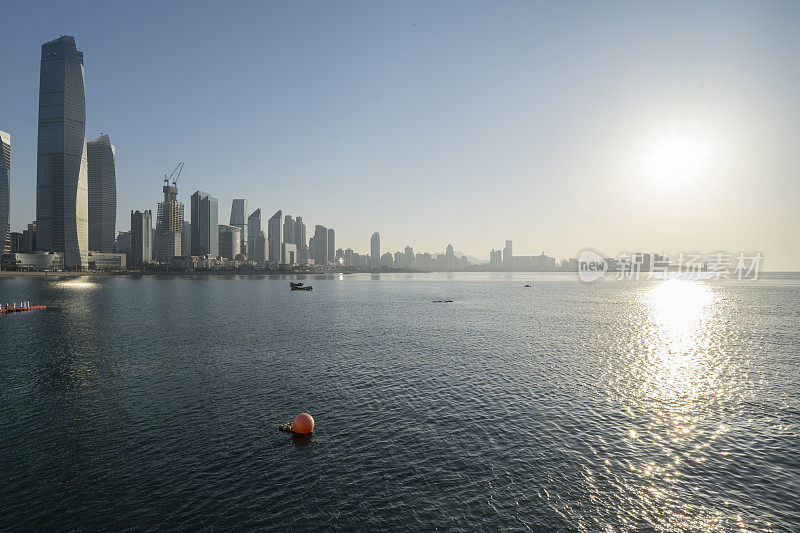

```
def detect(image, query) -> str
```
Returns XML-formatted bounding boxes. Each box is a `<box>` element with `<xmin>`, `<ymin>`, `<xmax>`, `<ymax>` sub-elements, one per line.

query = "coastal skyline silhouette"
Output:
<box><xmin>2</xmin><ymin>1</ymin><xmax>799</xmax><ymax>267</ymax></box>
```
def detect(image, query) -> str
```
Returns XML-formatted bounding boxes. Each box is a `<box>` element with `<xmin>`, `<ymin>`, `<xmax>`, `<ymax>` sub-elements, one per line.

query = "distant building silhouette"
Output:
<box><xmin>503</xmin><ymin>240</ymin><xmax>513</xmax><ymax>267</ymax></box>
<box><xmin>370</xmin><ymin>232</ymin><xmax>380</xmax><ymax>268</ymax></box>
<box><xmin>327</xmin><ymin>227</ymin><xmax>335</xmax><ymax>264</ymax></box>
<box><xmin>294</xmin><ymin>216</ymin><xmax>307</xmax><ymax>264</ymax></box>
<box><xmin>313</xmin><ymin>225</ymin><xmax>328</xmax><ymax>265</ymax></box>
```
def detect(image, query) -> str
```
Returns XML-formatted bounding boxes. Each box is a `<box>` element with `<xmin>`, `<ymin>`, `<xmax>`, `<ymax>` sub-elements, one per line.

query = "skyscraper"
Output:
<box><xmin>370</xmin><ymin>232</ymin><xmax>380</xmax><ymax>268</ymax></box>
<box><xmin>229</xmin><ymin>199</ymin><xmax>248</xmax><ymax>255</ymax></box>
<box><xmin>155</xmin><ymin>178</ymin><xmax>184</xmax><ymax>261</ymax></box>
<box><xmin>87</xmin><ymin>134</ymin><xmax>116</xmax><ymax>253</ymax></box>
<box><xmin>36</xmin><ymin>36</ymin><xmax>89</xmax><ymax>268</ymax></box>
<box><xmin>181</xmin><ymin>221</ymin><xmax>191</xmax><ymax>256</ymax></box>
<box><xmin>218</xmin><ymin>224</ymin><xmax>241</xmax><ymax>259</ymax></box>
<box><xmin>313</xmin><ymin>225</ymin><xmax>328</xmax><ymax>265</ymax></box>
<box><xmin>130</xmin><ymin>210</ymin><xmax>152</xmax><ymax>266</ymax></box>
<box><xmin>267</xmin><ymin>210</ymin><xmax>283</xmax><ymax>263</ymax></box>
<box><xmin>503</xmin><ymin>240</ymin><xmax>513</xmax><ymax>268</ymax></box>
<box><xmin>0</xmin><ymin>131</ymin><xmax>10</xmax><ymax>254</ymax></box>
<box><xmin>405</xmin><ymin>246</ymin><xmax>415</xmax><ymax>270</ymax></box>
<box><xmin>247</xmin><ymin>208</ymin><xmax>262</xmax><ymax>261</ymax></box>
<box><xmin>283</xmin><ymin>214</ymin><xmax>294</xmax><ymax>245</ymax></box>
<box><xmin>294</xmin><ymin>216</ymin><xmax>307</xmax><ymax>264</ymax></box>
<box><xmin>327</xmin><ymin>227</ymin><xmax>335</xmax><ymax>265</ymax></box>
<box><xmin>190</xmin><ymin>190</ymin><xmax>219</xmax><ymax>257</ymax></box>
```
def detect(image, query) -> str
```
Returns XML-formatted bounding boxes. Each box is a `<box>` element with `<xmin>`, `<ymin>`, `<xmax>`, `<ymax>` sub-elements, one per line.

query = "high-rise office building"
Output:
<box><xmin>284</xmin><ymin>214</ymin><xmax>294</xmax><ymax>245</ymax></box>
<box><xmin>247</xmin><ymin>209</ymin><xmax>262</xmax><ymax>260</ymax></box>
<box><xmin>327</xmin><ymin>228</ymin><xmax>335</xmax><ymax>265</ymax></box>
<box><xmin>155</xmin><ymin>179</ymin><xmax>184</xmax><ymax>262</ymax></box>
<box><xmin>370</xmin><ymin>232</ymin><xmax>380</xmax><ymax>267</ymax></box>
<box><xmin>444</xmin><ymin>244</ymin><xmax>456</xmax><ymax>271</ymax></box>
<box><xmin>218</xmin><ymin>224</ymin><xmax>241</xmax><ymax>259</ymax></box>
<box><xmin>130</xmin><ymin>210</ymin><xmax>152</xmax><ymax>266</ymax></box>
<box><xmin>87</xmin><ymin>134</ymin><xmax>116</xmax><ymax>253</ymax></box>
<box><xmin>36</xmin><ymin>36</ymin><xmax>89</xmax><ymax>268</ymax></box>
<box><xmin>267</xmin><ymin>210</ymin><xmax>283</xmax><ymax>263</ymax></box>
<box><xmin>294</xmin><ymin>216</ymin><xmax>307</xmax><ymax>264</ymax></box>
<box><xmin>0</xmin><ymin>130</ymin><xmax>10</xmax><ymax>254</ymax></box>
<box><xmin>21</xmin><ymin>222</ymin><xmax>37</xmax><ymax>253</ymax></box>
<box><xmin>405</xmin><ymin>246</ymin><xmax>415</xmax><ymax>270</ymax></box>
<box><xmin>503</xmin><ymin>240</ymin><xmax>513</xmax><ymax>267</ymax></box>
<box><xmin>229</xmin><ymin>199</ymin><xmax>248</xmax><ymax>255</ymax></box>
<box><xmin>190</xmin><ymin>191</ymin><xmax>218</xmax><ymax>257</ymax></box>
<box><xmin>116</xmin><ymin>230</ymin><xmax>131</xmax><ymax>259</ymax></box>
<box><xmin>247</xmin><ymin>209</ymin><xmax>266</xmax><ymax>262</ymax></box>
<box><xmin>313</xmin><ymin>225</ymin><xmax>328</xmax><ymax>265</ymax></box>
<box><xmin>181</xmin><ymin>221</ymin><xmax>191</xmax><ymax>256</ymax></box>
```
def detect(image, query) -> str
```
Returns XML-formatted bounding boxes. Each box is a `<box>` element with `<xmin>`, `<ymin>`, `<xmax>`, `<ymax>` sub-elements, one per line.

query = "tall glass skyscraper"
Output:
<box><xmin>130</xmin><ymin>209</ymin><xmax>152</xmax><ymax>266</ymax></box>
<box><xmin>294</xmin><ymin>216</ymin><xmax>307</xmax><ymax>264</ymax></box>
<box><xmin>313</xmin><ymin>225</ymin><xmax>328</xmax><ymax>265</ymax></box>
<box><xmin>267</xmin><ymin>210</ymin><xmax>283</xmax><ymax>263</ymax></box>
<box><xmin>371</xmin><ymin>232</ymin><xmax>380</xmax><ymax>267</ymax></box>
<box><xmin>36</xmin><ymin>36</ymin><xmax>89</xmax><ymax>268</ymax></box>
<box><xmin>190</xmin><ymin>190</ymin><xmax>219</xmax><ymax>257</ymax></box>
<box><xmin>327</xmin><ymin>227</ymin><xmax>335</xmax><ymax>264</ymax></box>
<box><xmin>87</xmin><ymin>134</ymin><xmax>116</xmax><ymax>252</ymax></box>
<box><xmin>229</xmin><ymin>199</ymin><xmax>248</xmax><ymax>255</ymax></box>
<box><xmin>0</xmin><ymin>130</ymin><xmax>10</xmax><ymax>254</ymax></box>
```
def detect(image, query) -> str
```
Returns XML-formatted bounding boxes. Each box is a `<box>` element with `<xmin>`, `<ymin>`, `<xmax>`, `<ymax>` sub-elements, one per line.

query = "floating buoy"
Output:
<box><xmin>292</xmin><ymin>413</ymin><xmax>315</xmax><ymax>434</ymax></box>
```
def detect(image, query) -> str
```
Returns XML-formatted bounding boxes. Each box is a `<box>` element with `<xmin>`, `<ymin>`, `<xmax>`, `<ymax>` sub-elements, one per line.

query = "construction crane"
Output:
<box><xmin>163</xmin><ymin>162</ymin><xmax>184</xmax><ymax>188</ymax></box>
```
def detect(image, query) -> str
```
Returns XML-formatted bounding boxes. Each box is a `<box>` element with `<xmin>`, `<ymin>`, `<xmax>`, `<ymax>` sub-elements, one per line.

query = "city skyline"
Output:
<box><xmin>2</xmin><ymin>3</ymin><xmax>799</xmax><ymax>267</ymax></box>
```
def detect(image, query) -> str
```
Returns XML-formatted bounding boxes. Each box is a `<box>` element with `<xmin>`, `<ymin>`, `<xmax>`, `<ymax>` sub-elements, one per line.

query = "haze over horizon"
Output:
<box><xmin>2</xmin><ymin>1</ymin><xmax>798</xmax><ymax>268</ymax></box>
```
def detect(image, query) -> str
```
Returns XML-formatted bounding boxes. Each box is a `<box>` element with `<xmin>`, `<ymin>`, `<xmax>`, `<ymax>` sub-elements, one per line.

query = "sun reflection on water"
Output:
<box><xmin>52</xmin><ymin>276</ymin><xmax>100</xmax><ymax>290</ymax></box>
<box><xmin>600</xmin><ymin>279</ymin><xmax>747</xmax><ymax>530</ymax></box>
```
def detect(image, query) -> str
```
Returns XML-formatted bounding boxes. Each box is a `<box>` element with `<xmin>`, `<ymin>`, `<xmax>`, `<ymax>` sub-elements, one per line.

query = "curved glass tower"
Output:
<box><xmin>36</xmin><ymin>36</ymin><xmax>88</xmax><ymax>268</ymax></box>
<box><xmin>87</xmin><ymin>134</ymin><xmax>117</xmax><ymax>252</ymax></box>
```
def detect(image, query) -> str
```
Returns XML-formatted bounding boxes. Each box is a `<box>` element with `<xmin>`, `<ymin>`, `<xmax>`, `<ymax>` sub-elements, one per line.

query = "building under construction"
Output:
<box><xmin>155</xmin><ymin>163</ymin><xmax>184</xmax><ymax>262</ymax></box>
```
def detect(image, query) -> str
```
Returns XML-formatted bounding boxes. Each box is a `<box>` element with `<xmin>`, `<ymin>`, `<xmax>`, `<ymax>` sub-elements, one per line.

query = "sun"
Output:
<box><xmin>639</xmin><ymin>133</ymin><xmax>716</xmax><ymax>190</ymax></box>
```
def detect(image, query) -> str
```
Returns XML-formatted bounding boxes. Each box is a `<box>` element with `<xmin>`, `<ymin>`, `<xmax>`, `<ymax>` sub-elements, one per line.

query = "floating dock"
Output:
<box><xmin>0</xmin><ymin>302</ymin><xmax>46</xmax><ymax>314</ymax></box>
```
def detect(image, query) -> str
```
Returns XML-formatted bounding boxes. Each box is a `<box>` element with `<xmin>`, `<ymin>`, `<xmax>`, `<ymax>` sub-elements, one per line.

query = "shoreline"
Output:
<box><xmin>2</xmin><ymin>270</ymin><xmax>798</xmax><ymax>278</ymax></box>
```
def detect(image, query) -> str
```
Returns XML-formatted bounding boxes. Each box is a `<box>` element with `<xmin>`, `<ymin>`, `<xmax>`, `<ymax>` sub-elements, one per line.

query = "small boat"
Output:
<box><xmin>291</xmin><ymin>285</ymin><xmax>312</xmax><ymax>291</ymax></box>
<box><xmin>289</xmin><ymin>282</ymin><xmax>304</xmax><ymax>288</ymax></box>
<box><xmin>523</xmin><ymin>284</ymin><xmax>531</xmax><ymax>287</ymax></box>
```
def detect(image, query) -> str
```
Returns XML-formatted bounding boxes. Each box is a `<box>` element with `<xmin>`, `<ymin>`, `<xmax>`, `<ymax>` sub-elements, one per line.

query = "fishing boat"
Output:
<box><xmin>291</xmin><ymin>285</ymin><xmax>312</xmax><ymax>291</ymax></box>
<box><xmin>289</xmin><ymin>282</ymin><xmax>304</xmax><ymax>288</ymax></box>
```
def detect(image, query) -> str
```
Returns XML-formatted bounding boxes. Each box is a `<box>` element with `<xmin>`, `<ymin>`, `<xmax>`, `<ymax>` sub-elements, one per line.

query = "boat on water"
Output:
<box><xmin>290</xmin><ymin>284</ymin><xmax>312</xmax><ymax>291</ymax></box>
<box><xmin>289</xmin><ymin>282</ymin><xmax>304</xmax><ymax>288</ymax></box>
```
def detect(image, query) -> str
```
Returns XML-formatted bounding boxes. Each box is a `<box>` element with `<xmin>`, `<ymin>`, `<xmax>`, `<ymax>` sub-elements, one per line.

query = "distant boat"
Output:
<box><xmin>291</xmin><ymin>285</ymin><xmax>312</xmax><ymax>291</ymax></box>
<box><xmin>289</xmin><ymin>282</ymin><xmax>304</xmax><ymax>288</ymax></box>
<box><xmin>524</xmin><ymin>284</ymin><xmax>531</xmax><ymax>287</ymax></box>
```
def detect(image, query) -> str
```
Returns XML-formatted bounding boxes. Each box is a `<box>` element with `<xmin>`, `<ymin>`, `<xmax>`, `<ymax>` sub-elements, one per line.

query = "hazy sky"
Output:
<box><xmin>2</xmin><ymin>1</ymin><xmax>799</xmax><ymax>268</ymax></box>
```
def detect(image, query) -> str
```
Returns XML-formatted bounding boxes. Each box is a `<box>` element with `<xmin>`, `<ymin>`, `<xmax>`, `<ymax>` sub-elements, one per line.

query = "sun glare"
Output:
<box><xmin>639</xmin><ymin>134</ymin><xmax>716</xmax><ymax>190</ymax></box>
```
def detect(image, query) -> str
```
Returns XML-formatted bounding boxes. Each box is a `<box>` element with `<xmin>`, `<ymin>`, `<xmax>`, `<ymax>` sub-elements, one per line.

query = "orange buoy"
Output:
<box><xmin>292</xmin><ymin>413</ymin><xmax>315</xmax><ymax>434</ymax></box>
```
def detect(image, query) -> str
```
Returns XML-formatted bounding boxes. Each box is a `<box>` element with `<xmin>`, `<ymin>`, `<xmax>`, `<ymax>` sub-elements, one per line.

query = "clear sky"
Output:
<box><xmin>2</xmin><ymin>1</ymin><xmax>799</xmax><ymax>268</ymax></box>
